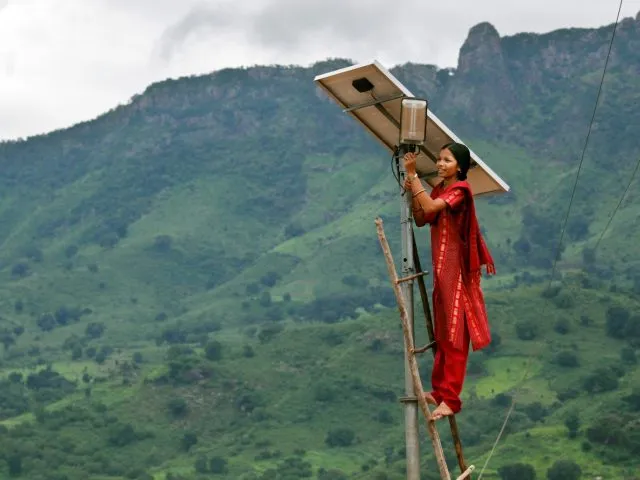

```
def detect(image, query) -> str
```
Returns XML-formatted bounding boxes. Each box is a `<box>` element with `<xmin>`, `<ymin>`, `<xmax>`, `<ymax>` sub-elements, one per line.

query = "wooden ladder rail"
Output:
<box><xmin>376</xmin><ymin>218</ymin><xmax>475</xmax><ymax>480</ymax></box>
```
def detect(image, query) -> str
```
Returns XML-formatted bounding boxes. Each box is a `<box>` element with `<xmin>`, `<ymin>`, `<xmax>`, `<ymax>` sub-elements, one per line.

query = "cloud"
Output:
<box><xmin>155</xmin><ymin>0</ymin><xmax>639</xmax><ymax>72</ymax></box>
<box><xmin>156</xmin><ymin>2</ymin><xmax>237</xmax><ymax>61</ymax></box>
<box><xmin>246</xmin><ymin>0</ymin><xmax>393</xmax><ymax>47</ymax></box>
<box><xmin>1</xmin><ymin>0</ymin><xmax>638</xmax><ymax>140</ymax></box>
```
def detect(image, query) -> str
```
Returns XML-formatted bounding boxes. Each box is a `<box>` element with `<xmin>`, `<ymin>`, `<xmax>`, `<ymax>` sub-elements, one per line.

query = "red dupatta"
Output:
<box><xmin>454</xmin><ymin>181</ymin><xmax>496</xmax><ymax>278</ymax></box>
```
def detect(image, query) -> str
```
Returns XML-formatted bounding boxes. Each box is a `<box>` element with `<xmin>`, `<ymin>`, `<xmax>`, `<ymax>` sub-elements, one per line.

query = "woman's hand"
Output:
<box><xmin>404</xmin><ymin>152</ymin><xmax>417</xmax><ymax>176</ymax></box>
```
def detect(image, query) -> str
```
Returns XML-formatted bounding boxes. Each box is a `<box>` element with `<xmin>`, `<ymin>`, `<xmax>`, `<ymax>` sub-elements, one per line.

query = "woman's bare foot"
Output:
<box><xmin>423</xmin><ymin>392</ymin><xmax>437</xmax><ymax>406</ymax></box>
<box><xmin>431</xmin><ymin>402</ymin><xmax>454</xmax><ymax>420</ymax></box>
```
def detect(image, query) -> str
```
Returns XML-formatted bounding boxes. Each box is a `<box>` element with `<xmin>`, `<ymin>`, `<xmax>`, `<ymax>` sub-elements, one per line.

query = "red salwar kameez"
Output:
<box><xmin>418</xmin><ymin>180</ymin><xmax>495</xmax><ymax>413</ymax></box>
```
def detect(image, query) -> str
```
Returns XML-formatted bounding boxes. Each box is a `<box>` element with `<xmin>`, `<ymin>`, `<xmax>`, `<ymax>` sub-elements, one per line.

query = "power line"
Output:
<box><xmin>476</xmin><ymin>1</ymin><xmax>625</xmax><ymax>477</ymax></box>
<box><xmin>593</xmin><ymin>158</ymin><xmax>640</xmax><ymax>253</ymax></box>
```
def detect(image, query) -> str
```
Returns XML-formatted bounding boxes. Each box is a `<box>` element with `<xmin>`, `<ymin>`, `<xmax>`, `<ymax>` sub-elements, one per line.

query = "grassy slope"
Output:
<box><xmin>0</xmin><ymin>140</ymin><xmax>636</xmax><ymax>479</ymax></box>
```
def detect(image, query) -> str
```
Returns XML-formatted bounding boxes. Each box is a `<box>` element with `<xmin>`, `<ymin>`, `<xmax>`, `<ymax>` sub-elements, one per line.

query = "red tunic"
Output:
<box><xmin>423</xmin><ymin>181</ymin><xmax>495</xmax><ymax>351</ymax></box>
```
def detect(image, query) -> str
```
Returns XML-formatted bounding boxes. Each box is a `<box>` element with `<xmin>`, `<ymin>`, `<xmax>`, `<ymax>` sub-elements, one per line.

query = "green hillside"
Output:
<box><xmin>0</xmin><ymin>15</ymin><xmax>638</xmax><ymax>480</ymax></box>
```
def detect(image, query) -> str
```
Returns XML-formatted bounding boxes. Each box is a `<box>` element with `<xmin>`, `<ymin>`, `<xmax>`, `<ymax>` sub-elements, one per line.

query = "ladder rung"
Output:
<box><xmin>456</xmin><ymin>465</ymin><xmax>475</xmax><ymax>480</ymax></box>
<box><xmin>396</xmin><ymin>271</ymin><xmax>428</xmax><ymax>283</ymax></box>
<box><xmin>412</xmin><ymin>341</ymin><xmax>436</xmax><ymax>354</ymax></box>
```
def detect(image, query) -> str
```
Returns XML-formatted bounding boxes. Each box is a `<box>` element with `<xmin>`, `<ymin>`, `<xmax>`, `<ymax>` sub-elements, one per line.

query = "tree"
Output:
<box><xmin>0</xmin><ymin>333</ymin><xmax>15</xmax><ymax>351</ymax></box>
<box><xmin>483</xmin><ymin>331</ymin><xmax>501</xmax><ymax>355</ymax></box>
<box><xmin>498</xmin><ymin>463</ymin><xmax>536</xmax><ymax>480</ymax></box>
<box><xmin>376</xmin><ymin>409</ymin><xmax>393</xmax><ymax>424</ymax></box>
<box><xmin>317</xmin><ymin>469</ymin><xmax>348</xmax><ymax>480</ymax></box>
<box><xmin>11</xmin><ymin>262</ymin><xmax>29</xmax><ymax>278</ymax></box>
<box><xmin>555</xmin><ymin>351</ymin><xmax>579</xmax><ymax>368</ymax></box>
<box><xmin>258</xmin><ymin>324</ymin><xmax>284</xmax><ymax>343</ymax></box>
<box><xmin>622</xmin><ymin>388</ymin><xmax>640</xmax><ymax>411</ymax></box>
<box><xmin>626</xmin><ymin>315</ymin><xmax>640</xmax><ymax>339</ymax></box>
<box><xmin>54</xmin><ymin>306</ymin><xmax>82</xmax><ymax>325</ymax></box>
<box><xmin>586</xmin><ymin>414</ymin><xmax>628</xmax><ymax>449</ymax></box>
<box><xmin>14</xmin><ymin>300</ymin><xmax>24</xmax><ymax>313</ymax></box>
<box><xmin>553</xmin><ymin>318</ymin><xmax>570</xmax><ymax>334</ymax></box>
<box><xmin>605</xmin><ymin>305</ymin><xmax>630</xmax><ymax>339</ymax></box>
<box><xmin>565</xmin><ymin>411</ymin><xmax>580</xmax><ymax>438</ymax></box>
<box><xmin>37</xmin><ymin>313</ymin><xmax>56</xmax><ymax>332</ymax></box>
<box><xmin>7</xmin><ymin>454</ymin><xmax>22</xmax><ymax>477</ymax></box>
<box><xmin>259</xmin><ymin>291</ymin><xmax>272</xmax><ymax>308</ymax></box>
<box><xmin>95</xmin><ymin>351</ymin><xmax>107</xmax><ymax>364</ymax></box>
<box><xmin>108</xmin><ymin>423</ymin><xmax>139</xmax><ymax>447</ymax></box>
<box><xmin>284</xmin><ymin>222</ymin><xmax>305</xmax><ymax>238</ymax></box>
<box><xmin>579</xmin><ymin>315</ymin><xmax>592</xmax><ymax>327</ymax></box>
<box><xmin>65</xmin><ymin>244</ymin><xmax>79</xmax><ymax>258</ymax></box>
<box><xmin>234</xmin><ymin>390</ymin><xmax>263</xmax><ymax>414</ymax></box>
<box><xmin>260</xmin><ymin>271</ymin><xmax>280</xmax><ymax>287</ymax></box>
<box><xmin>167</xmin><ymin>397</ymin><xmax>188</xmax><ymax>418</ymax></box>
<box><xmin>516</xmin><ymin>321</ymin><xmax>538</xmax><ymax>340</ymax></box>
<box><xmin>242</xmin><ymin>345</ymin><xmax>255</xmax><ymax>358</ymax></box>
<box><xmin>71</xmin><ymin>346</ymin><xmax>83</xmax><ymax>360</ymax></box>
<box><xmin>194</xmin><ymin>455</ymin><xmax>208</xmax><ymax>474</ymax></box>
<box><xmin>85</xmin><ymin>322</ymin><xmax>106</xmax><ymax>339</ymax></box>
<box><xmin>314</xmin><ymin>383</ymin><xmax>337</xmax><ymax>402</ymax></box>
<box><xmin>547</xmin><ymin>459</ymin><xmax>581</xmax><ymax>480</ymax></box>
<box><xmin>153</xmin><ymin>235</ymin><xmax>173</xmax><ymax>252</ymax></box>
<box><xmin>582</xmin><ymin>367</ymin><xmax>619</xmax><ymax>393</ymax></box>
<box><xmin>582</xmin><ymin>247</ymin><xmax>596</xmax><ymax>265</ymax></box>
<box><xmin>325</xmin><ymin>428</ymin><xmax>355</xmax><ymax>447</ymax></box>
<box><xmin>620</xmin><ymin>347</ymin><xmax>637</xmax><ymax>365</ymax></box>
<box><xmin>246</xmin><ymin>283</ymin><xmax>260</xmax><ymax>295</ymax></box>
<box><xmin>205</xmin><ymin>340</ymin><xmax>223</xmax><ymax>361</ymax></box>
<box><xmin>566</xmin><ymin>215</ymin><xmax>589</xmax><ymax>241</ymax></box>
<box><xmin>553</xmin><ymin>293</ymin><xmax>574</xmax><ymax>310</ymax></box>
<box><xmin>524</xmin><ymin>402</ymin><xmax>548</xmax><ymax>422</ymax></box>
<box><xmin>209</xmin><ymin>456</ymin><xmax>228</xmax><ymax>474</ymax></box>
<box><xmin>180</xmin><ymin>432</ymin><xmax>198</xmax><ymax>451</ymax></box>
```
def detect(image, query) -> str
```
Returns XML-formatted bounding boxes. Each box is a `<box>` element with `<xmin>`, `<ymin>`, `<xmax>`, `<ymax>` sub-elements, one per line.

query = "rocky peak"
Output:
<box><xmin>457</xmin><ymin>22</ymin><xmax>503</xmax><ymax>74</ymax></box>
<box><xmin>442</xmin><ymin>22</ymin><xmax>517</xmax><ymax>137</ymax></box>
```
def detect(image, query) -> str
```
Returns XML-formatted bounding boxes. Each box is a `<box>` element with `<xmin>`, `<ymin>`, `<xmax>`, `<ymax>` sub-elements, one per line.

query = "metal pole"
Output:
<box><xmin>397</xmin><ymin>146</ymin><xmax>420</xmax><ymax>480</ymax></box>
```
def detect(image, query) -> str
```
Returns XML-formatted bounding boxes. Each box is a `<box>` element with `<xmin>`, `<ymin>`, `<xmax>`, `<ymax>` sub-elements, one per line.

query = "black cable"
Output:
<box><xmin>593</xmin><ymin>157</ymin><xmax>640</xmax><ymax>253</ymax></box>
<box><xmin>391</xmin><ymin>146</ymin><xmax>408</xmax><ymax>195</ymax></box>
<box><xmin>476</xmin><ymin>1</ymin><xmax>625</xmax><ymax>476</ymax></box>
<box><xmin>543</xmin><ymin>0</ymin><xmax>624</xmax><ymax>285</ymax></box>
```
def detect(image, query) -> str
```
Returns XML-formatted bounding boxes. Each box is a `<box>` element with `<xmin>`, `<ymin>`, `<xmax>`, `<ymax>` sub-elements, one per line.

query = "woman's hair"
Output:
<box><xmin>441</xmin><ymin>142</ymin><xmax>471</xmax><ymax>181</ymax></box>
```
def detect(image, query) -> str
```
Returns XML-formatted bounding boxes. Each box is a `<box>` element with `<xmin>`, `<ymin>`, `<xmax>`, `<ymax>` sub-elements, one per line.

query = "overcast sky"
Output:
<box><xmin>0</xmin><ymin>0</ymin><xmax>637</xmax><ymax>140</ymax></box>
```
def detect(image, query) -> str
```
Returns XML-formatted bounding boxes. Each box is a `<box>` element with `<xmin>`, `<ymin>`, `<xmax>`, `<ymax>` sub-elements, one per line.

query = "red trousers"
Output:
<box><xmin>430</xmin><ymin>321</ymin><xmax>470</xmax><ymax>413</ymax></box>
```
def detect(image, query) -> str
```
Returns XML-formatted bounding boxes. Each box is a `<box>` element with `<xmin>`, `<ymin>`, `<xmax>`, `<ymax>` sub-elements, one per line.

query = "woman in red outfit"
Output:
<box><xmin>403</xmin><ymin>143</ymin><xmax>495</xmax><ymax>420</ymax></box>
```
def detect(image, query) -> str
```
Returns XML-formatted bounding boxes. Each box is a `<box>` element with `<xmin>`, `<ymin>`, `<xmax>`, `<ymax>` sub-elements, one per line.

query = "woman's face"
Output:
<box><xmin>436</xmin><ymin>148</ymin><xmax>459</xmax><ymax>180</ymax></box>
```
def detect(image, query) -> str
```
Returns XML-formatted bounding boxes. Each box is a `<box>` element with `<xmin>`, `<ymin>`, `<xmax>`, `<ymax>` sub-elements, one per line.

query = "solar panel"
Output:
<box><xmin>314</xmin><ymin>60</ymin><xmax>510</xmax><ymax>196</ymax></box>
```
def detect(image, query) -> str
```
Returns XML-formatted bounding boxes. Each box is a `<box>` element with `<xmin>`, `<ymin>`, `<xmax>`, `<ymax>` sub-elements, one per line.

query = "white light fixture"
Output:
<box><xmin>399</xmin><ymin>98</ymin><xmax>428</xmax><ymax>147</ymax></box>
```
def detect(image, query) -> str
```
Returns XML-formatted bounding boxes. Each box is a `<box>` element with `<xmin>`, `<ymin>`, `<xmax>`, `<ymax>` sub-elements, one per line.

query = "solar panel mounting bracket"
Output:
<box><xmin>343</xmin><ymin>92</ymin><xmax>407</xmax><ymax>113</ymax></box>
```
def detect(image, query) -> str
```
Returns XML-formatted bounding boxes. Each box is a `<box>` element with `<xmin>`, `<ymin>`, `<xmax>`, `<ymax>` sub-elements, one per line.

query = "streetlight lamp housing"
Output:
<box><xmin>399</xmin><ymin>98</ymin><xmax>428</xmax><ymax>149</ymax></box>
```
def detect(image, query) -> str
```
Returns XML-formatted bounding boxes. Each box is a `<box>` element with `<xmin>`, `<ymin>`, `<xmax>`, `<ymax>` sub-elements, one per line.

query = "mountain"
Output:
<box><xmin>0</xmin><ymin>13</ymin><xmax>638</xmax><ymax>480</ymax></box>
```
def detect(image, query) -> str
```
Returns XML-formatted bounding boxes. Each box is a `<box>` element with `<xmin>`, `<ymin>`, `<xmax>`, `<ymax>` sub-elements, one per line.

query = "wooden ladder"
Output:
<box><xmin>375</xmin><ymin>217</ymin><xmax>475</xmax><ymax>480</ymax></box>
